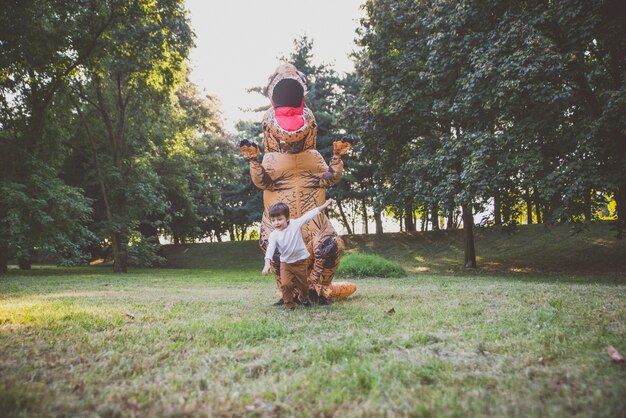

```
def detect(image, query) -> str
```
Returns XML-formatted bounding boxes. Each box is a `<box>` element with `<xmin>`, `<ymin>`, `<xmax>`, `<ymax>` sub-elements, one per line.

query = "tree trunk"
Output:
<box><xmin>0</xmin><ymin>255</ymin><xmax>7</xmax><ymax>274</ymax></box>
<box><xmin>432</xmin><ymin>204</ymin><xmax>440</xmax><ymax>231</ymax></box>
<box><xmin>18</xmin><ymin>256</ymin><xmax>31</xmax><ymax>270</ymax></box>
<box><xmin>493</xmin><ymin>194</ymin><xmax>502</xmax><ymax>226</ymax></box>
<box><xmin>112</xmin><ymin>232</ymin><xmax>128</xmax><ymax>273</ymax></box>
<box><xmin>616</xmin><ymin>184</ymin><xmax>626</xmax><ymax>223</ymax></box>
<box><xmin>501</xmin><ymin>200</ymin><xmax>511</xmax><ymax>225</ymax></box>
<box><xmin>447</xmin><ymin>207</ymin><xmax>455</xmax><ymax>229</ymax></box>
<box><xmin>228</xmin><ymin>228</ymin><xmax>235</xmax><ymax>241</ymax></box>
<box><xmin>216</xmin><ymin>233</ymin><xmax>222</xmax><ymax>243</ymax></box>
<box><xmin>544</xmin><ymin>203</ymin><xmax>552</xmax><ymax>223</ymax></box>
<box><xmin>462</xmin><ymin>204</ymin><xmax>477</xmax><ymax>269</ymax></box>
<box><xmin>404</xmin><ymin>204</ymin><xmax>415</xmax><ymax>232</ymax></box>
<box><xmin>373</xmin><ymin>211</ymin><xmax>383</xmax><ymax>236</ymax></box>
<box><xmin>361</xmin><ymin>197</ymin><xmax>369</xmax><ymax>234</ymax></box>
<box><xmin>546</xmin><ymin>195</ymin><xmax>560</xmax><ymax>223</ymax></box>
<box><xmin>94</xmin><ymin>74</ymin><xmax>129</xmax><ymax>273</ymax></box>
<box><xmin>535</xmin><ymin>200</ymin><xmax>542</xmax><ymax>224</ymax></box>
<box><xmin>524</xmin><ymin>188</ymin><xmax>533</xmax><ymax>225</ymax></box>
<box><xmin>584</xmin><ymin>188</ymin><xmax>592</xmax><ymax>222</ymax></box>
<box><xmin>336</xmin><ymin>200</ymin><xmax>353</xmax><ymax>235</ymax></box>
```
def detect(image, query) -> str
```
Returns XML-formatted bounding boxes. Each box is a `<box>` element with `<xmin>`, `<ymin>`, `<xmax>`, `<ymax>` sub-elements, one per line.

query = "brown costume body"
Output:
<box><xmin>240</xmin><ymin>64</ymin><xmax>356</xmax><ymax>299</ymax></box>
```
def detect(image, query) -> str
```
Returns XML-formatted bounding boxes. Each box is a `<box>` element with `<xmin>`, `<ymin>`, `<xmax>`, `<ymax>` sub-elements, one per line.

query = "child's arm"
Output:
<box><xmin>262</xmin><ymin>235</ymin><xmax>276</xmax><ymax>276</ymax></box>
<box><xmin>295</xmin><ymin>199</ymin><xmax>335</xmax><ymax>227</ymax></box>
<box><xmin>317</xmin><ymin>199</ymin><xmax>335</xmax><ymax>212</ymax></box>
<box><xmin>262</xmin><ymin>259</ymin><xmax>272</xmax><ymax>276</ymax></box>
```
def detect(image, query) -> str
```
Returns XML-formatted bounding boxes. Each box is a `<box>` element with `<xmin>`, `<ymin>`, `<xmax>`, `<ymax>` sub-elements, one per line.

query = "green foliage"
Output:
<box><xmin>127</xmin><ymin>233</ymin><xmax>165</xmax><ymax>267</ymax></box>
<box><xmin>156</xmin><ymin>83</ymin><xmax>239</xmax><ymax>243</ymax></box>
<box><xmin>337</xmin><ymin>252</ymin><xmax>406</xmax><ymax>278</ymax></box>
<box><xmin>0</xmin><ymin>0</ymin><xmax>199</xmax><ymax>271</ymax></box>
<box><xmin>353</xmin><ymin>0</ymin><xmax>626</xmax><ymax>264</ymax></box>
<box><xmin>0</xmin><ymin>171</ymin><xmax>95</xmax><ymax>266</ymax></box>
<box><xmin>221</xmin><ymin>120</ymin><xmax>264</xmax><ymax>240</ymax></box>
<box><xmin>356</xmin><ymin>0</ymin><xmax>626</xmax><ymax>220</ymax></box>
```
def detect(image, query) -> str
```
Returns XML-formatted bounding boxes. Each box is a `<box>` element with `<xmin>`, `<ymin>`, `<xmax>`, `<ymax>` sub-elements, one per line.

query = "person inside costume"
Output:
<box><xmin>262</xmin><ymin>199</ymin><xmax>336</xmax><ymax>309</ymax></box>
<box><xmin>240</xmin><ymin>63</ymin><xmax>357</xmax><ymax>305</ymax></box>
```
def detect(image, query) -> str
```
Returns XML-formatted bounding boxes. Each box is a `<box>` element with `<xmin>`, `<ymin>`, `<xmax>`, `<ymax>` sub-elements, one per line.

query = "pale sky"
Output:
<box><xmin>184</xmin><ymin>0</ymin><xmax>365</xmax><ymax>132</ymax></box>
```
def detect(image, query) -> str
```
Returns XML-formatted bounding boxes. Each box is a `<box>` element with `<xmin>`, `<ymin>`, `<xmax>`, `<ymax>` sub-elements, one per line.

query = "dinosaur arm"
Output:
<box><xmin>318</xmin><ymin>138</ymin><xmax>353</xmax><ymax>188</ymax></box>
<box><xmin>249</xmin><ymin>159</ymin><xmax>277</xmax><ymax>191</ymax></box>
<box><xmin>240</xmin><ymin>139</ymin><xmax>276</xmax><ymax>191</ymax></box>
<box><xmin>318</xmin><ymin>156</ymin><xmax>344</xmax><ymax>188</ymax></box>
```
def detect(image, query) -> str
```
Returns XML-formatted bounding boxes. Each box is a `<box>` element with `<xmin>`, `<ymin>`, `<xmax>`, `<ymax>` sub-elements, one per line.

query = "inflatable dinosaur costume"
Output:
<box><xmin>240</xmin><ymin>64</ymin><xmax>356</xmax><ymax>301</ymax></box>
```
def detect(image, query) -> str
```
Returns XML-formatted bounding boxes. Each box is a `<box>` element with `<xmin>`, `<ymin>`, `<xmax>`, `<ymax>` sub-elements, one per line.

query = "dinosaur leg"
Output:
<box><xmin>309</xmin><ymin>235</ymin><xmax>343</xmax><ymax>298</ymax></box>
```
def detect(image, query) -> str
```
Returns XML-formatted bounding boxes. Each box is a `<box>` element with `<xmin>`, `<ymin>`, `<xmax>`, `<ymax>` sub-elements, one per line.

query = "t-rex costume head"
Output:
<box><xmin>263</xmin><ymin>63</ymin><xmax>317</xmax><ymax>154</ymax></box>
<box><xmin>240</xmin><ymin>63</ymin><xmax>355</xmax><ymax>301</ymax></box>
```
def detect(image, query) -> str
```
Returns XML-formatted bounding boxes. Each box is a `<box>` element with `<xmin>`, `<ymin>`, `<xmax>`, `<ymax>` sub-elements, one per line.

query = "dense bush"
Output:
<box><xmin>337</xmin><ymin>252</ymin><xmax>406</xmax><ymax>278</ymax></box>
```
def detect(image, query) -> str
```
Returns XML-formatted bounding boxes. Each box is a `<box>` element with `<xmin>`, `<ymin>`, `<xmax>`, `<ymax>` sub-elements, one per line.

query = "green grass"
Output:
<box><xmin>2</xmin><ymin>222</ymin><xmax>625</xmax><ymax>416</ymax></box>
<box><xmin>337</xmin><ymin>253</ymin><xmax>406</xmax><ymax>278</ymax></box>
<box><xmin>1</xmin><ymin>265</ymin><xmax>625</xmax><ymax>417</ymax></box>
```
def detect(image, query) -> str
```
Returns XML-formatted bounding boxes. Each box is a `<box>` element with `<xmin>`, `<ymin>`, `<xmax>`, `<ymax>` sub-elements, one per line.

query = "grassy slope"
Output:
<box><xmin>164</xmin><ymin>222</ymin><xmax>626</xmax><ymax>276</ymax></box>
<box><xmin>1</xmin><ymin>222</ymin><xmax>625</xmax><ymax>417</ymax></box>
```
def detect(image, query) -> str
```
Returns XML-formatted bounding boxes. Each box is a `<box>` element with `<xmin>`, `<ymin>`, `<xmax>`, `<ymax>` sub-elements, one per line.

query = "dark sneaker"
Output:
<box><xmin>301</xmin><ymin>300</ymin><xmax>312</xmax><ymax>308</ymax></box>
<box><xmin>308</xmin><ymin>289</ymin><xmax>319</xmax><ymax>304</ymax></box>
<box><xmin>318</xmin><ymin>296</ymin><xmax>332</xmax><ymax>306</ymax></box>
<box><xmin>273</xmin><ymin>298</ymin><xmax>285</xmax><ymax>306</ymax></box>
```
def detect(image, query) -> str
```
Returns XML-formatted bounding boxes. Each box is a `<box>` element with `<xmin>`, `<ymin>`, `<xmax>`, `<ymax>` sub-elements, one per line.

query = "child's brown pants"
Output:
<box><xmin>280</xmin><ymin>259</ymin><xmax>310</xmax><ymax>308</ymax></box>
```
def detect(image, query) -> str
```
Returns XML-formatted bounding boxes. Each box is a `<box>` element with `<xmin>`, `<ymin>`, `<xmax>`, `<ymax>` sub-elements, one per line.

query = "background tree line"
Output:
<box><xmin>344</xmin><ymin>0</ymin><xmax>625</xmax><ymax>267</ymax></box>
<box><xmin>1</xmin><ymin>0</ymin><xmax>623</xmax><ymax>272</ymax></box>
<box><xmin>0</xmin><ymin>0</ymin><xmax>246</xmax><ymax>273</ymax></box>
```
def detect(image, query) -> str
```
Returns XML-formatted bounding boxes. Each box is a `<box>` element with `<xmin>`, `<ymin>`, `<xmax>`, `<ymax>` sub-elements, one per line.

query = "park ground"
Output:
<box><xmin>1</xmin><ymin>223</ymin><xmax>625</xmax><ymax>417</ymax></box>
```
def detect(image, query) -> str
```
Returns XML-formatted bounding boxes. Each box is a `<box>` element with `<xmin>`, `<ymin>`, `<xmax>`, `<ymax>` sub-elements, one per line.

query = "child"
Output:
<box><xmin>262</xmin><ymin>199</ymin><xmax>335</xmax><ymax>309</ymax></box>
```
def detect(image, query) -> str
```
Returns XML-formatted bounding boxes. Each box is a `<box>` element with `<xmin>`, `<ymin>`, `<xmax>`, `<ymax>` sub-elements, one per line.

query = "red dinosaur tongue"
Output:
<box><xmin>274</xmin><ymin>103</ymin><xmax>305</xmax><ymax>131</ymax></box>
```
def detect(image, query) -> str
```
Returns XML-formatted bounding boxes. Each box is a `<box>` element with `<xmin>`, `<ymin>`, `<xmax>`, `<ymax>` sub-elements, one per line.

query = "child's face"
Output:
<box><xmin>270</xmin><ymin>215</ymin><xmax>288</xmax><ymax>230</ymax></box>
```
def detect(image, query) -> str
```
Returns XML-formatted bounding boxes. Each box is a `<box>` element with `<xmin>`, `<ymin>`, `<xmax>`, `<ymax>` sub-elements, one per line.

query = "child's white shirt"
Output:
<box><xmin>265</xmin><ymin>208</ymin><xmax>320</xmax><ymax>263</ymax></box>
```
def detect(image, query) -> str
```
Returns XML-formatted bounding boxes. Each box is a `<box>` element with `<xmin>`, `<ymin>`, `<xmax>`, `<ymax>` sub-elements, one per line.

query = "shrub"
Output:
<box><xmin>128</xmin><ymin>234</ymin><xmax>165</xmax><ymax>267</ymax></box>
<box><xmin>338</xmin><ymin>252</ymin><xmax>406</xmax><ymax>278</ymax></box>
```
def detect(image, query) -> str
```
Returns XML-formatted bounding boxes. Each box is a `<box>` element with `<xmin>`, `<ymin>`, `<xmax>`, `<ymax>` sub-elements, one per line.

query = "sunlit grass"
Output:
<box><xmin>1</xmin><ymin>266</ymin><xmax>625</xmax><ymax>417</ymax></box>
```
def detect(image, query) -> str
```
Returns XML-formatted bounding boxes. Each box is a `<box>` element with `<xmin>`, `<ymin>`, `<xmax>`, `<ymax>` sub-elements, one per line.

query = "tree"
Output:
<box><xmin>0</xmin><ymin>0</ymin><xmax>116</xmax><ymax>270</ymax></box>
<box><xmin>69</xmin><ymin>0</ymin><xmax>193</xmax><ymax>271</ymax></box>
<box><xmin>222</xmin><ymin>121</ymin><xmax>264</xmax><ymax>241</ymax></box>
<box><xmin>355</xmin><ymin>0</ymin><xmax>626</xmax><ymax>270</ymax></box>
<box><xmin>157</xmin><ymin>83</ymin><xmax>238</xmax><ymax>244</ymax></box>
<box><xmin>0</xmin><ymin>172</ymin><xmax>94</xmax><ymax>272</ymax></box>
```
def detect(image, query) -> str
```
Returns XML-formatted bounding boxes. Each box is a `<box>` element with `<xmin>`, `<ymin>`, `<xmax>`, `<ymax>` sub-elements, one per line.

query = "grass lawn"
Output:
<box><xmin>1</xmin><ymin>264</ymin><xmax>625</xmax><ymax>417</ymax></box>
<box><xmin>0</xmin><ymin>268</ymin><xmax>626</xmax><ymax>417</ymax></box>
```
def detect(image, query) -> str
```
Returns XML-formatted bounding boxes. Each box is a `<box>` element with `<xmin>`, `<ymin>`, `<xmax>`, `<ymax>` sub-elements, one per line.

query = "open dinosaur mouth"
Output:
<box><xmin>272</xmin><ymin>78</ymin><xmax>305</xmax><ymax>131</ymax></box>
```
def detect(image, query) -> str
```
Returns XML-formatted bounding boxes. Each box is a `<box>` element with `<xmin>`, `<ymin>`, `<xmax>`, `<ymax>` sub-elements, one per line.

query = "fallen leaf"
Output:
<box><xmin>386</xmin><ymin>308</ymin><xmax>395</xmax><ymax>315</ymax></box>
<box><xmin>607</xmin><ymin>346</ymin><xmax>624</xmax><ymax>363</ymax></box>
<box><xmin>124</xmin><ymin>312</ymin><xmax>135</xmax><ymax>319</ymax></box>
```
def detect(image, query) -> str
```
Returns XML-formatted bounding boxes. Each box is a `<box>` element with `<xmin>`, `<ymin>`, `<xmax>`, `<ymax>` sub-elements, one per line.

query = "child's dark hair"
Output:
<box><xmin>268</xmin><ymin>202</ymin><xmax>290</xmax><ymax>218</ymax></box>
